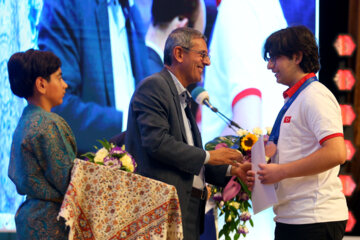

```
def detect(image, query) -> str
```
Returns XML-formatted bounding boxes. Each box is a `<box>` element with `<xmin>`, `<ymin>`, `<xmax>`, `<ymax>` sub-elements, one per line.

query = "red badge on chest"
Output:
<box><xmin>284</xmin><ymin>116</ymin><xmax>291</xmax><ymax>123</ymax></box>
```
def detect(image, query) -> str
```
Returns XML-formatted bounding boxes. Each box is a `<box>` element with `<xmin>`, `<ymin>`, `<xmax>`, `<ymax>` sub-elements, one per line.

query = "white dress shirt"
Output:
<box><xmin>108</xmin><ymin>0</ymin><xmax>135</xmax><ymax>131</ymax></box>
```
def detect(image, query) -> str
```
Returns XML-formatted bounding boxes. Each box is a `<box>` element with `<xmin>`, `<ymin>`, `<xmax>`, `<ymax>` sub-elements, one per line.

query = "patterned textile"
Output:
<box><xmin>59</xmin><ymin>159</ymin><xmax>183</xmax><ymax>240</ymax></box>
<box><xmin>8</xmin><ymin>104</ymin><xmax>77</xmax><ymax>239</ymax></box>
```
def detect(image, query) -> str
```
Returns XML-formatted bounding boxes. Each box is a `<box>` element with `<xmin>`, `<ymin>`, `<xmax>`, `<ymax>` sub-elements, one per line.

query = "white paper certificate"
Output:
<box><xmin>251</xmin><ymin>136</ymin><xmax>278</xmax><ymax>214</ymax></box>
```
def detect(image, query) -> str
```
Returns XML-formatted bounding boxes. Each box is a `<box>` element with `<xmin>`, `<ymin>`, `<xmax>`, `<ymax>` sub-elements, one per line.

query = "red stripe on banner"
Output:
<box><xmin>232</xmin><ymin>88</ymin><xmax>262</xmax><ymax>108</ymax></box>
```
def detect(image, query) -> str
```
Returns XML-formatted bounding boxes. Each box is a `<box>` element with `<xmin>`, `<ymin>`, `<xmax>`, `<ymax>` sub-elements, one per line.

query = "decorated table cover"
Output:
<box><xmin>58</xmin><ymin>159</ymin><xmax>183</xmax><ymax>240</ymax></box>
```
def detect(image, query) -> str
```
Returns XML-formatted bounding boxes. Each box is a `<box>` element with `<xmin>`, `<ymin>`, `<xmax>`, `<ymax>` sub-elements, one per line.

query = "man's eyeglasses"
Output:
<box><xmin>181</xmin><ymin>47</ymin><xmax>210</xmax><ymax>60</ymax></box>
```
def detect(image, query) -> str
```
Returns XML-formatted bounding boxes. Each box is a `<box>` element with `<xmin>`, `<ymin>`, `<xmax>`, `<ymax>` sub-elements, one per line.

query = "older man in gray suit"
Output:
<box><xmin>126</xmin><ymin>27</ymin><xmax>251</xmax><ymax>240</ymax></box>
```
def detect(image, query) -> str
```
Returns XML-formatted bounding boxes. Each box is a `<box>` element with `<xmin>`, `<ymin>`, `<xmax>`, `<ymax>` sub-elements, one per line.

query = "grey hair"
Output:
<box><xmin>164</xmin><ymin>27</ymin><xmax>207</xmax><ymax>65</ymax></box>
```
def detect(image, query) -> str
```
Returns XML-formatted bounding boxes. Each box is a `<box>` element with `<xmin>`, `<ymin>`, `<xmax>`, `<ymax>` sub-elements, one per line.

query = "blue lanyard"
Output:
<box><xmin>269</xmin><ymin>76</ymin><xmax>318</xmax><ymax>144</ymax></box>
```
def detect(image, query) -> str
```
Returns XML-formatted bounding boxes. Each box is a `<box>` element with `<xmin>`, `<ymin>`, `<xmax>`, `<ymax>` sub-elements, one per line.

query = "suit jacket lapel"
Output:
<box><xmin>159</xmin><ymin>69</ymin><xmax>188</xmax><ymax>143</ymax></box>
<box><xmin>95</xmin><ymin>0</ymin><xmax>115</xmax><ymax>106</ymax></box>
<box><xmin>159</xmin><ymin>69</ymin><xmax>203</xmax><ymax>147</ymax></box>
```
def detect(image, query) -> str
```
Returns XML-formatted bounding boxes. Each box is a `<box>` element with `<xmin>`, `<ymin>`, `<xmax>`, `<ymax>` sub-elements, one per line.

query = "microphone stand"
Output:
<box><xmin>215</xmin><ymin>111</ymin><xmax>242</xmax><ymax>135</ymax></box>
<box><xmin>200</xmin><ymin>95</ymin><xmax>244</xmax><ymax>135</ymax></box>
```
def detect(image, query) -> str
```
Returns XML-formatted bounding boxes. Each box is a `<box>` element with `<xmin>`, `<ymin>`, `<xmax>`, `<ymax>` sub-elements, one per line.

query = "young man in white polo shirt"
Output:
<box><xmin>255</xmin><ymin>25</ymin><xmax>348</xmax><ymax>239</ymax></box>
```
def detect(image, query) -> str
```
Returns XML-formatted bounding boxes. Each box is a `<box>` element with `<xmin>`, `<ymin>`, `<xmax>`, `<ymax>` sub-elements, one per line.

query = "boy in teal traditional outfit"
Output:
<box><xmin>7</xmin><ymin>49</ymin><xmax>77</xmax><ymax>239</ymax></box>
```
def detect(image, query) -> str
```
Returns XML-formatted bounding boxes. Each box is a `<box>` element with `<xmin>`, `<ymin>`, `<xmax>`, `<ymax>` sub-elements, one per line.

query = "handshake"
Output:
<box><xmin>208</xmin><ymin>147</ymin><xmax>252</xmax><ymax>189</ymax></box>
<box><xmin>207</xmin><ymin>140</ymin><xmax>278</xmax><ymax>189</ymax></box>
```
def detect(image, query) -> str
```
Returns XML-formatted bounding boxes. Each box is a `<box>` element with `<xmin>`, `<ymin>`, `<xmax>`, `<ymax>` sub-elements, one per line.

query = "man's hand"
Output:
<box><xmin>246</xmin><ymin>170</ymin><xmax>256</xmax><ymax>190</ymax></box>
<box><xmin>230</xmin><ymin>162</ymin><xmax>251</xmax><ymax>182</ymax></box>
<box><xmin>230</xmin><ymin>162</ymin><xmax>254</xmax><ymax>190</ymax></box>
<box><xmin>257</xmin><ymin>163</ymin><xmax>285</xmax><ymax>184</ymax></box>
<box><xmin>208</xmin><ymin>148</ymin><xmax>244</xmax><ymax>167</ymax></box>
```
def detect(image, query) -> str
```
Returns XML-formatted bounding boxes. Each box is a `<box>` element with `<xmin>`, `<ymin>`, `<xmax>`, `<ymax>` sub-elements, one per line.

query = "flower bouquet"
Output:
<box><xmin>205</xmin><ymin>128</ymin><xmax>271</xmax><ymax>240</ymax></box>
<box><xmin>82</xmin><ymin>139</ymin><xmax>137</xmax><ymax>172</ymax></box>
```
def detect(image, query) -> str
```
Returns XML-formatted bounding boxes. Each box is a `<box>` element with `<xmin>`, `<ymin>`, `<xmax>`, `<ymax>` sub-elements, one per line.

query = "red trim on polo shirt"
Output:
<box><xmin>232</xmin><ymin>88</ymin><xmax>262</xmax><ymax>108</ymax></box>
<box><xmin>283</xmin><ymin>73</ymin><xmax>316</xmax><ymax>98</ymax></box>
<box><xmin>319</xmin><ymin>133</ymin><xmax>344</xmax><ymax>145</ymax></box>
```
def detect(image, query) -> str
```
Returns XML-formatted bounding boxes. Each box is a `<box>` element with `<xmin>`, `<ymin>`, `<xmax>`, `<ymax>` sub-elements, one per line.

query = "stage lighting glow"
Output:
<box><xmin>339</xmin><ymin>175</ymin><xmax>356</xmax><ymax>196</ymax></box>
<box><xmin>345</xmin><ymin>211</ymin><xmax>356</xmax><ymax>232</ymax></box>
<box><xmin>340</xmin><ymin>104</ymin><xmax>356</xmax><ymax>126</ymax></box>
<box><xmin>334</xmin><ymin>34</ymin><xmax>357</xmax><ymax>56</ymax></box>
<box><xmin>333</xmin><ymin>69</ymin><xmax>356</xmax><ymax>91</ymax></box>
<box><xmin>344</xmin><ymin>139</ymin><xmax>356</xmax><ymax>161</ymax></box>
<box><xmin>346</xmin><ymin>211</ymin><xmax>356</xmax><ymax>232</ymax></box>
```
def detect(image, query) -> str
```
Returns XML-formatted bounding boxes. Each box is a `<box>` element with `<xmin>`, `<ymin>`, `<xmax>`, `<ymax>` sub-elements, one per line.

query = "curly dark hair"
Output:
<box><xmin>151</xmin><ymin>0</ymin><xmax>199</xmax><ymax>28</ymax></box>
<box><xmin>263</xmin><ymin>25</ymin><xmax>320</xmax><ymax>73</ymax></box>
<box><xmin>7</xmin><ymin>49</ymin><xmax>61</xmax><ymax>99</ymax></box>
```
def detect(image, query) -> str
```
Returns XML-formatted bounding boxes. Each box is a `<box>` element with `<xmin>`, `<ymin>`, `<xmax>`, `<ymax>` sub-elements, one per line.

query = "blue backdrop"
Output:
<box><xmin>0</xmin><ymin>0</ymin><xmax>43</xmax><ymax>231</ymax></box>
<box><xmin>0</xmin><ymin>0</ymin><xmax>316</xmax><ymax>233</ymax></box>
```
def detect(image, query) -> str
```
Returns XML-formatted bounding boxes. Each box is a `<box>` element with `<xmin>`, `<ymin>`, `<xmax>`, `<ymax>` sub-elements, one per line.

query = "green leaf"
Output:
<box><xmin>219</xmin><ymin>229</ymin><xmax>224</xmax><ymax>237</ymax></box>
<box><xmin>224</xmin><ymin>210</ymin><xmax>229</xmax><ymax>218</ymax></box>
<box><xmin>224</xmin><ymin>222</ymin><xmax>230</xmax><ymax>231</ymax></box>
<box><xmin>81</xmin><ymin>152</ymin><xmax>95</xmax><ymax>162</ymax></box>
<box><xmin>219</xmin><ymin>209</ymin><xmax>225</xmax><ymax>215</ymax></box>
<box><xmin>234</xmin><ymin>233</ymin><xmax>240</xmax><ymax>240</ymax></box>
<box><xmin>238</xmin><ymin>178</ymin><xmax>252</xmax><ymax>196</ymax></box>
<box><xmin>97</xmin><ymin>139</ymin><xmax>112</xmax><ymax>151</ymax></box>
<box><xmin>229</xmin><ymin>206</ymin><xmax>237</xmax><ymax>212</ymax></box>
<box><xmin>250</xmin><ymin>218</ymin><xmax>254</xmax><ymax>227</ymax></box>
<box><xmin>112</xmin><ymin>153</ymin><xmax>125</xmax><ymax>158</ymax></box>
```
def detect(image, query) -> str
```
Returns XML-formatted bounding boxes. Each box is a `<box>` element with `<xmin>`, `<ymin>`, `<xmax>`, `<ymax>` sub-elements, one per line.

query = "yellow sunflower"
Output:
<box><xmin>241</xmin><ymin>133</ymin><xmax>258</xmax><ymax>151</ymax></box>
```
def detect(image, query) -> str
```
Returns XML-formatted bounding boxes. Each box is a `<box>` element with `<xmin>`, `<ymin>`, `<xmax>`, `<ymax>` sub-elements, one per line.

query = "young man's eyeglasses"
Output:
<box><xmin>181</xmin><ymin>47</ymin><xmax>210</xmax><ymax>60</ymax></box>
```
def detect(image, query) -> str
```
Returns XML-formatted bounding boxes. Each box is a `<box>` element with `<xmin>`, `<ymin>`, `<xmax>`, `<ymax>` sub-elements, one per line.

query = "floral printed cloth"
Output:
<box><xmin>59</xmin><ymin>159</ymin><xmax>183</xmax><ymax>240</ymax></box>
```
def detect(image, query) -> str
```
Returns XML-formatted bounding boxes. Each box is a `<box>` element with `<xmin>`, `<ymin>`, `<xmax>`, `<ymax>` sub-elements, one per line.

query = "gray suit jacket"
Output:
<box><xmin>126</xmin><ymin>68</ymin><xmax>229</xmax><ymax>230</ymax></box>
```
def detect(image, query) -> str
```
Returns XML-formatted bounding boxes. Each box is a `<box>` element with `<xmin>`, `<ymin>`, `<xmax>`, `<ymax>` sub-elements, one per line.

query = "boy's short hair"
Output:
<box><xmin>7</xmin><ymin>49</ymin><xmax>61</xmax><ymax>99</ymax></box>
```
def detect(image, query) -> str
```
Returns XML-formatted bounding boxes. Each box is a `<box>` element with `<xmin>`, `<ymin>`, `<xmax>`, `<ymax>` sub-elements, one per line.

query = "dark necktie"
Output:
<box><xmin>119</xmin><ymin>0</ymin><xmax>129</xmax><ymax>16</ymax></box>
<box><xmin>184</xmin><ymin>96</ymin><xmax>201</xmax><ymax>147</ymax></box>
<box><xmin>185</xmin><ymin>96</ymin><xmax>206</xmax><ymax>190</ymax></box>
<box><xmin>118</xmin><ymin>0</ymin><xmax>149</xmax><ymax>86</ymax></box>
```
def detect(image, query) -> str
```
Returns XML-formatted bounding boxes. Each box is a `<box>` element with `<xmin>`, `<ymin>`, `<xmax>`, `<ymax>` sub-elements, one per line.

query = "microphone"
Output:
<box><xmin>191</xmin><ymin>87</ymin><xmax>242</xmax><ymax>130</ymax></box>
<box><xmin>191</xmin><ymin>87</ymin><xmax>218</xmax><ymax>112</ymax></box>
